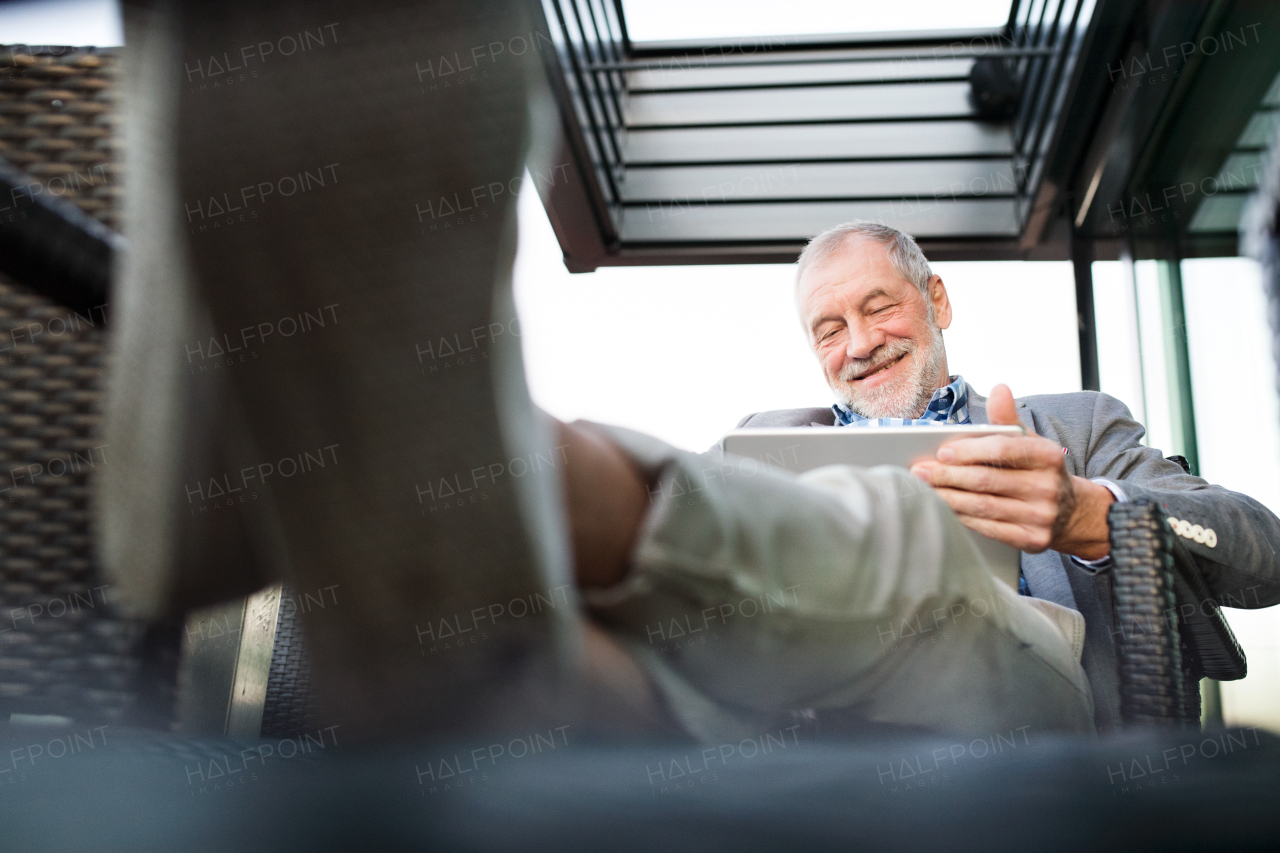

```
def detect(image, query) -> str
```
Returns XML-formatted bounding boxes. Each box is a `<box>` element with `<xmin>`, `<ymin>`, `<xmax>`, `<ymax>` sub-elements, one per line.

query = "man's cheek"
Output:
<box><xmin>821</xmin><ymin>351</ymin><xmax>844</xmax><ymax>382</ymax></box>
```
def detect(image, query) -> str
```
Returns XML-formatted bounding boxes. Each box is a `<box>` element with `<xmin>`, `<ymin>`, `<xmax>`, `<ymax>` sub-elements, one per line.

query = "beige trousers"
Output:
<box><xmin>589</xmin><ymin>426</ymin><xmax>1095</xmax><ymax>740</ymax></box>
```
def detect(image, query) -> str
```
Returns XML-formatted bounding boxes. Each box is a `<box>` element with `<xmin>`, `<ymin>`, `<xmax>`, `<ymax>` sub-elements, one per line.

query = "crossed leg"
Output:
<box><xmin>559</xmin><ymin>421</ymin><xmax>1094</xmax><ymax>739</ymax></box>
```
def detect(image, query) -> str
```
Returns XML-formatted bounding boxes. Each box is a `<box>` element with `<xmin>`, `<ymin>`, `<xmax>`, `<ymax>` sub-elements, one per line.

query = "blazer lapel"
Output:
<box><xmin>967</xmin><ymin>384</ymin><xmax>989</xmax><ymax>425</ymax></box>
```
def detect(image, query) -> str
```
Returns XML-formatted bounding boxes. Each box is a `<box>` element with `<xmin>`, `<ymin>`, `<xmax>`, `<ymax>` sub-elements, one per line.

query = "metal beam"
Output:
<box><xmin>1155</xmin><ymin>257</ymin><xmax>1200</xmax><ymax>475</ymax></box>
<box><xmin>1072</xmin><ymin>235</ymin><xmax>1101</xmax><ymax>390</ymax></box>
<box><xmin>176</xmin><ymin>585</ymin><xmax>284</xmax><ymax>737</ymax></box>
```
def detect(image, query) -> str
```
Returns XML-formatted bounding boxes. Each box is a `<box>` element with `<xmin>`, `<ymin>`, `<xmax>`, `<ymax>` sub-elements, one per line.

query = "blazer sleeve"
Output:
<box><xmin>1082</xmin><ymin>392</ymin><xmax>1280</xmax><ymax>609</ymax></box>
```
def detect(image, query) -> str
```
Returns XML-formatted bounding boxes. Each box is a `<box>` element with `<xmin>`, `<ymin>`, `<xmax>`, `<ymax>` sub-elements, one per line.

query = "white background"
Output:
<box><xmin>620</xmin><ymin>0</ymin><xmax>1013</xmax><ymax>41</ymax></box>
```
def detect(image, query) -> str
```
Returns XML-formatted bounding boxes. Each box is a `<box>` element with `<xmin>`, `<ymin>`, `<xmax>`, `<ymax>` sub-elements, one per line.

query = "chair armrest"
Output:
<box><xmin>1108</xmin><ymin>501</ymin><xmax>1189</xmax><ymax>728</ymax></box>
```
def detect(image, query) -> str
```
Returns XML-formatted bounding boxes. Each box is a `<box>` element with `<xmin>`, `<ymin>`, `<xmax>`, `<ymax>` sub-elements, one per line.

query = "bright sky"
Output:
<box><xmin>0</xmin><ymin>0</ymin><xmax>122</xmax><ymax>46</ymax></box>
<box><xmin>1</xmin><ymin>0</ymin><xmax>1012</xmax><ymax>47</ymax></box>
<box><xmin>620</xmin><ymin>0</ymin><xmax>1012</xmax><ymax>41</ymax></box>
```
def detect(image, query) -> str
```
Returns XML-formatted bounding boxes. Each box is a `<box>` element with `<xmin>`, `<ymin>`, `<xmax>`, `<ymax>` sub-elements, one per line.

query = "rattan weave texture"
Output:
<box><xmin>260</xmin><ymin>584</ymin><xmax>321</xmax><ymax>739</ymax></box>
<box><xmin>0</xmin><ymin>271</ymin><xmax>152</xmax><ymax>724</ymax></box>
<box><xmin>0</xmin><ymin>46</ymin><xmax>119</xmax><ymax>231</ymax></box>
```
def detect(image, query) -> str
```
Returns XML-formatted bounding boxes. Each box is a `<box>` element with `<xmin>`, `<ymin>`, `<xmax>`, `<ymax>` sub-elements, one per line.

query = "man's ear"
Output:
<box><xmin>928</xmin><ymin>275</ymin><xmax>952</xmax><ymax>330</ymax></box>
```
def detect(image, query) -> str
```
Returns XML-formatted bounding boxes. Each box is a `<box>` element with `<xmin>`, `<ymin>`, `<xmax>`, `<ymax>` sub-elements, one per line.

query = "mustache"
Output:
<box><xmin>837</xmin><ymin>338</ymin><xmax>916</xmax><ymax>382</ymax></box>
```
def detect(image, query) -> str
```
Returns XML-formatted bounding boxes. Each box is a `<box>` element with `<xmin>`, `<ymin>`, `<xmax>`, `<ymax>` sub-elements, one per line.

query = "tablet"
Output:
<box><xmin>721</xmin><ymin>424</ymin><xmax>1025</xmax><ymax>473</ymax></box>
<box><xmin>721</xmin><ymin>425</ymin><xmax>1026</xmax><ymax>589</ymax></box>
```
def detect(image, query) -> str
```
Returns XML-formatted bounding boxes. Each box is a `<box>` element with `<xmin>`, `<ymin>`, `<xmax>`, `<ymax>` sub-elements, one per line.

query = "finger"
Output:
<box><xmin>910</xmin><ymin>461</ymin><xmax>938</xmax><ymax>481</ymax></box>
<box><xmin>950</xmin><ymin>513</ymin><xmax>1054</xmax><ymax>554</ymax></box>
<box><xmin>936</xmin><ymin>435</ymin><xmax>1062</xmax><ymax>469</ymax></box>
<box><xmin>930</xmin><ymin>486</ymin><xmax>1057</xmax><ymax>531</ymax></box>
<box><xmin>922</xmin><ymin>465</ymin><xmax>1060</xmax><ymax>504</ymax></box>
<box><xmin>987</xmin><ymin>384</ymin><xmax>1019</xmax><ymax>426</ymax></box>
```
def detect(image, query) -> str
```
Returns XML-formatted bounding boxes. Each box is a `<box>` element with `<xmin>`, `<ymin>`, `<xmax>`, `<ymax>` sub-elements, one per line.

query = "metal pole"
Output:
<box><xmin>1152</xmin><ymin>253</ymin><xmax>1220</xmax><ymax>727</ymax></box>
<box><xmin>1155</xmin><ymin>258</ymin><xmax>1200</xmax><ymax>476</ymax></box>
<box><xmin>1072</xmin><ymin>235</ymin><xmax>1100</xmax><ymax>391</ymax></box>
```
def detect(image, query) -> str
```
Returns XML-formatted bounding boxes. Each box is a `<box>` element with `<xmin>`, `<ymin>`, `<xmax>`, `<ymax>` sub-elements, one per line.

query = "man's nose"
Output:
<box><xmin>845</xmin><ymin>321</ymin><xmax>885</xmax><ymax>361</ymax></box>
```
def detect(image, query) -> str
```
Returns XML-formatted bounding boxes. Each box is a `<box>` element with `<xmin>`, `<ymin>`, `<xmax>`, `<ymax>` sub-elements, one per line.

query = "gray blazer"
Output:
<box><xmin>734</xmin><ymin>385</ymin><xmax>1280</xmax><ymax>731</ymax></box>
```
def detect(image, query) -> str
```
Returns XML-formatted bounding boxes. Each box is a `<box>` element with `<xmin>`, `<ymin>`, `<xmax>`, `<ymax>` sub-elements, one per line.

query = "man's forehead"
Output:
<box><xmin>799</xmin><ymin>237</ymin><xmax>906</xmax><ymax>304</ymax></box>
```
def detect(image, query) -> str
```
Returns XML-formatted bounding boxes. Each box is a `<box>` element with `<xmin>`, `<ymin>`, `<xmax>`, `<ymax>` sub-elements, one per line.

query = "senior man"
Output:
<box><xmin>734</xmin><ymin>220</ymin><xmax>1280</xmax><ymax>731</ymax></box>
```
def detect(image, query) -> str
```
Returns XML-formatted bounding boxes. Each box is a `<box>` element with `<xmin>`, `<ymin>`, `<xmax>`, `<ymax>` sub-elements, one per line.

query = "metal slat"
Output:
<box><xmin>620</xmin><ymin>159</ymin><xmax>1018</xmax><ymax>203</ymax></box>
<box><xmin>598</xmin><ymin>45</ymin><xmax>1053</xmax><ymax>71</ymax></box>
<box><xmin>588</xmin><ymin>0</ymin><xmax>629</xmax><ymax>126</ymax></box>
<box><xmin>1018</xmin><ymin>0</ymin><xmax>1093</xmax><ymax>223</ymax></box>
<box><xmin>1014</xmin><ymin>0</ymin><xmax>1071</xmax><ymax>187</ymax></box>
<box><xmin>553</xmin><ymin>0</ymin><xmax>625</xmax><ymax>202</ymax></box>
<box><xmin>1010</xmin><ymin>0</ymin><xmax>1043</xmax><ymax>106</ymax></box>
<box><xmin>626</xmin><ymin>81</ymin><xmax>976</xmax><ymax>126</ymax></box>
<box><xmin>624</xmin><ymin>121</ymin><xmax>1014</xmax><ymax>163</ymax></box>
<box><xmin>1013</xmin><ymin>0</ymin><xmax>1067</xmax><ymax>155</ymax></box>
<box><xmin>1016</xmin><ymin>0</ymin><xmax>1045</xmax><ymax>47</ymax></box>
<box><xmin>1214</xmin><ymin>151</ymin><xmax>1264</xmax><ymax>191</ymax></box>
<box><xmin>573</xmin><ymin>0</ymin><xmax>627</xmax><ymax>154</ymax></box>
<box><xmin>1188</xmin><ymin>194</ymin><xmax>1249</xmax><ymax>233</ymax></box>
<box><xmin>568</xmin><ymin>8</ymin><xmax>624</xmax><ymax>166</ymax></box>
<box><xmin>627</xmin><ymin>58</ymin><xmax>973</xmax><ymax>91</ymax></box>
<box><xmin>620</xmin><ymin>198</ymin><xmax>1020</xmax><ymax>242</ymax></box>
<box><xmin>1237</xmin><ymin>110</ymin><xmax>1280</xmax><ymax>147</ymax></box>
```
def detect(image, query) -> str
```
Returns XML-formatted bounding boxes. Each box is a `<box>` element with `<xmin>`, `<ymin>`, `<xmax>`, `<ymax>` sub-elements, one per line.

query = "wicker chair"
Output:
<box><xmin>1108</xmin><ymin>500</ymin><xmax>1246</xmax><ymax>729</ymax></box>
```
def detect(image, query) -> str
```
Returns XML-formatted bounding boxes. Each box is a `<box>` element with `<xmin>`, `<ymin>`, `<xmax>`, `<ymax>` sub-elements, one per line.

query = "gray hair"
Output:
<box><xmin>795</xmin><ymin>221</ymin><xmax>934</xmax><ymax>295</ymax></box>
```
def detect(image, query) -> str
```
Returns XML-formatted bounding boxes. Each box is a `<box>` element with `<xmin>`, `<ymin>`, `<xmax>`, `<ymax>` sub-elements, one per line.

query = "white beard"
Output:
<box><xmin>831</xmin><ymin>322</ymin><xmax>947</xmax><ymax>419</ymax></box>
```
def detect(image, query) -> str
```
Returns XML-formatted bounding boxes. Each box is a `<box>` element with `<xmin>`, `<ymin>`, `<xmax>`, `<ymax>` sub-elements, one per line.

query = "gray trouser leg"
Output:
<box><xmin>102</xmin><ymin>0</ymin><xmax>581</xmax><ymax>737</ymax></box>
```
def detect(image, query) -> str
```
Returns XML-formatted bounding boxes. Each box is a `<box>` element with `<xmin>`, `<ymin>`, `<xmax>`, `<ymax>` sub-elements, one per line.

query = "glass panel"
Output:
<box><xmin>1182</xmin><ymin>257</ymin><xmax>1280</xmax><ymax>734</ymax></box>
<box><xmin>624</xmin><ymin>122</ymin><xmax>1014</xmax><ymax>163</ymax></box>
<box><xmin>1091</xmin><ymin>260</ymin><xmax>1146</xmax><ymax>426</ymax></box>
<box><xmin>628</xmin><ymin>58</ymin><xmax>974</xmax><ymax>92</ymax></box>
<box><xmin>1214</xmin><ymin>151</ymin><xmax>1265</xmax><ymax>192</ymax></box>
<box><xmin>1236</xmin><ymin>111</ymin><xmax>1280</xmax><ymax>149</ymax></box>
<box><xmin>935</xmin><ymin>260</ymin><xmax>1080</xmax><ymax>398</ymax></box>
<box><xmin>1188</xmin><ymin>194</ymin><xmax>1248</xmax><ymax>233</ymax></box>
<box><xmin>620</xmin><ymin>0</ymin><xmax>1013</xmax><ymax>42</ymax></box>
<box><xmin>620</xmin><ymin>160</ymin><xmax>1018</xmax><ymax>203</ymax></box>
<box><xmin>619</xmin><ymin>198</ymin><xmax>1020</xmax><ymax>241</ymax></box>
<box><xmin>1133</xmin><ymin>259</ymin><xmax>1173</xmax><ymax>454</ymax></box>
<box><xmin>626</xmin><ymin>81</ymin><xmax>974</xmax><ymax>126</ymax></box>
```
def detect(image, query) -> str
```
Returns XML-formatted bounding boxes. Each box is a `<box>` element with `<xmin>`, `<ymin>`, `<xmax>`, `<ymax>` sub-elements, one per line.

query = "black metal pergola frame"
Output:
<box><xmin>530</xmin><ymin>0</ymin><xmax>1280</xmax><ymax>405</ymax></box>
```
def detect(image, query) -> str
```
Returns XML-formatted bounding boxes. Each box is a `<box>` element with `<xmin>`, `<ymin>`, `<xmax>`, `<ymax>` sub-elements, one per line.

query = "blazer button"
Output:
<box><xmin>1166</xmin><ymin>516</ymin><xmax>1217</xmax><ymax>548</ymax></box>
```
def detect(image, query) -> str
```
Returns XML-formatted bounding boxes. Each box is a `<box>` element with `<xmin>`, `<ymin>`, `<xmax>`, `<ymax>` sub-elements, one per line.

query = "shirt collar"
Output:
<box><xmin>833</xmin><ymin>375</ymin><xmax>970</xmax><ymax>427</ymax></box>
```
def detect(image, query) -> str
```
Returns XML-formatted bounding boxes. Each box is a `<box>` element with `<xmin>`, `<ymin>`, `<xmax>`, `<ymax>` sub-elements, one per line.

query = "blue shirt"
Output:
<box><xmin>832</xmin><ymin>374</ymin><xmax>972</xmax><ymax>427</ymax></box>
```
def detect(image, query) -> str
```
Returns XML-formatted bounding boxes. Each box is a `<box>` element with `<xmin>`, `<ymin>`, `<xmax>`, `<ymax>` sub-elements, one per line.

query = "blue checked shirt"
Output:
<box><xmin>832</xmin><ymin>374</ymin><xmax>972</xmax><ymax>427</ymax></box>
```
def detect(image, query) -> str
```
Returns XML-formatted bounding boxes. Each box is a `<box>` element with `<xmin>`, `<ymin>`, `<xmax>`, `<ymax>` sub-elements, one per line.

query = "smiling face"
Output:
<box><xmin>798</xmin><ymin>236</ymin><xmax>953</xmax><ymax>419</ymax></box>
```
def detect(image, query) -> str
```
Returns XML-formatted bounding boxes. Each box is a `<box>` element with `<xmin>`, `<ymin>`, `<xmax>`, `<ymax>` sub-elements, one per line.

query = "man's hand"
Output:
<box><xmin>909</xmin><ymin>385</ymin><xmax>1115</xmax><ymax>559</ymax></box>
